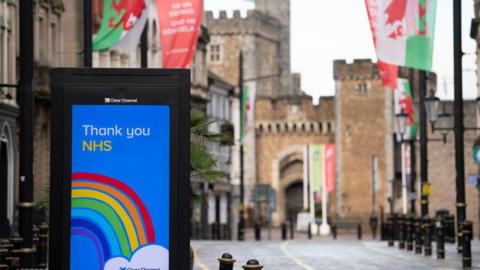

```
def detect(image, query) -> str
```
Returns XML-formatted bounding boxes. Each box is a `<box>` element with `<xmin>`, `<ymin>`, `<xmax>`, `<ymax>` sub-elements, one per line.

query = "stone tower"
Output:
<box><xmin>256</xmin><ymin>0</ymin><xmax>293</xmax><ymax>96</ymax></box>
<box><xmin>334</xmin><ymin>59</ymin><xmax>393</xmax><ymax>228</ymax></box>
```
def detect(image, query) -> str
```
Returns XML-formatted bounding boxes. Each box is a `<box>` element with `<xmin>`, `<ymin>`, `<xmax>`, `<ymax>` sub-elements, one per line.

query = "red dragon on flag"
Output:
<box><xmin>108</xmin><ymin>0</ymin><xmax>146</xmax><ymax>31</ymax></box>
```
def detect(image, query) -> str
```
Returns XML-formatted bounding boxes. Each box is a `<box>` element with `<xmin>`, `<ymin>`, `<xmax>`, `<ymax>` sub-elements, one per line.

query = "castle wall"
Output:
<box><xmin>255</xmin><ymin>97</ymin><xmax>335</xmax><ymax>226</ymax></box>
<box><xmin>334</xmin><ymin>59</ymin><xmax>391</xmax><ymax>229</ymax></box>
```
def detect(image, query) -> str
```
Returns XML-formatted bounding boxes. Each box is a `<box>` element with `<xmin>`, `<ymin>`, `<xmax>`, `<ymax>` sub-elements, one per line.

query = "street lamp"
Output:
<box><xmin>425</xmin><ymin>91</ymin><xmax>440</xmax><ymax>127</ymax></box>
<box><xmin>395</xmin><ymin>109</ymin><xmax>409</xmax><ymax>137</ymax></box>
<box><xmin>394</xmin><ymin>108</ymin><xmax>409</xmax><ymax>215</ymax></box>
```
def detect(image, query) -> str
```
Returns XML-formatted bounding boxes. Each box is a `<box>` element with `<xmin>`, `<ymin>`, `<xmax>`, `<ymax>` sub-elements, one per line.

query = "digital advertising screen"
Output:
<box><xmin>70</xmin><ymin>105</ymin><xmax>170</xmax><ymax>270</ymax></box>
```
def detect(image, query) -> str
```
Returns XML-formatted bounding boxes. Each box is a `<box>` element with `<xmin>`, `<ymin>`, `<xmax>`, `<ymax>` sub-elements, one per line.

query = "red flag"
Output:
<box><xmin>325</xmin><ymin>144</ymin><xmax>336</xmax><ymax>193</ymax></box>
<box><xmin>158</xmin><ymin>0</ymin><xmax>202</xmax><ymax>68</ymax></box>
<box><xmin>365</xmin><ymin>0</ymin><xmax>398</xmax><ymax>89</ymax></box>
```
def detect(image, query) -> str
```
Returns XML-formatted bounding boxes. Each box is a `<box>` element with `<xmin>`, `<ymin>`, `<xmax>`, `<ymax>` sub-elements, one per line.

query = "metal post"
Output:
<box><xmin>462</xmin><ymin>220</ymin><xmax>472</xmax><ymax>268</ymax></box>
<box><xmin>423</xmin><ymin>217</ymin><xmax>432</xmax><ymax>256</ymax></box>
<box><xmin>18</xmin><ymin>0</ymin><xmax>35</xmax><ymax>267</ymax></box>
<box><xmin>436</xmin><ymin>216</ymin><xmax>445</xmax><ymax>259</ymax></box>
<box><xmin>242</xmin><ymin>259</ymin><xmax>263</xmax><ymax>270</ymax></box>
<box><xmin>406</xmin><ymin>214</ymin><xmax>413</xmax><ymax>251</ymax></box>
<box><xmin>141</xmin><ymin>22</ymin><xmax>148</xmax><ymax>68</ymax></box>
<box><xmin>418</xmin><ymin>70</ymin><xmax>429</xmax><ymax>218</ymax></box>
<box><xmin>453</xmin><ymin>0</ymin><xmax>467</xmax><ymax>254</ymax></box>
<box><xmin>408</xmin><ymin>69</ymin><xmax>417</xmax><ymax>215</ymax></box>
<box><xmin>238</xmin><ymin>52</ymin><xmax>245</xmax><ymax>241</ymax></box>
<box><xmin>218</xmin><ymin>253</ymin><xmax>235</xmax><ymax>270</ymax></box>
<box><xmin>83</xmin><ymin>0</ymin><xmax>92</xmax><ymax>67</ymax></box>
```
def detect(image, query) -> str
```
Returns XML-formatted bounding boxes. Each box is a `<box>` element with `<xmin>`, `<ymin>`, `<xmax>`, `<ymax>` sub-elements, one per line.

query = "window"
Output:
<box><xmin>358</xmin><ymin>82</ymin><xmax>368</xmax><ymax>95</ymax></box>
<box><xmin>50</xmin><ymin>23</ymin><xmax>57</xmax><ymax>66</ymax></box>
<box><xmin>210</xmin><ymin>45</ymin><xmax>221</xmax><ymax>62</ymax></box>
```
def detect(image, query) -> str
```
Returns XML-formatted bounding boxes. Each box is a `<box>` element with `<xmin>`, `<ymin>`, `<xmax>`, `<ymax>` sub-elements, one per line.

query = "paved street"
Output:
<box><xmin>192</xmin><ymin>235</ymin><xmax>480</xmax><ymax>269</ymax></box>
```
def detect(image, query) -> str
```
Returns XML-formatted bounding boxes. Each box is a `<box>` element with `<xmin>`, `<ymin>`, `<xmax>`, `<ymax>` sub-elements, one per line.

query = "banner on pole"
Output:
<box><xmin>325</xmin><ymin>144</ymin><xmax>336</xmax><ymax>193</ymax></box>
<box><xmin>158</xmin><ymin>0</ymin><xmax>203</xmax><ymax>68</ymax></box>
<box><xmin>394</xmin><ymin>78</ymin><xmax>418</xmax><ymax>141</ymax></box>
<box><xmin>376</xmin><ymin>0</ymin><xmax>438</xmax><ymax>71</ymax></box>
<box><xmin>309</xmin><ymin>145</ymin><xmax>324</xmax><ymax>193</ymax></box>
<box><xmin>93</xmin><ymin>0</ymin><xmax>150</xmax><ymax>52</ymax></box>
<box><xmin>365</xmin><ymin>0</ymin><xmax>398</xmax><ymax>89</ymax></box>
<box><xmin>240</xmin><ymin>82</ymin><xmax>256</xmax><ymax>144</ymax></box>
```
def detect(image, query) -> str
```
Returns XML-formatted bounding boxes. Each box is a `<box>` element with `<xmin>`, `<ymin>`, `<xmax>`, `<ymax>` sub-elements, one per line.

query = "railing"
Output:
<box><xmin>0</xmin><ymin>223</ymin><xmax>48</xmax><ymax>270</ymax></box>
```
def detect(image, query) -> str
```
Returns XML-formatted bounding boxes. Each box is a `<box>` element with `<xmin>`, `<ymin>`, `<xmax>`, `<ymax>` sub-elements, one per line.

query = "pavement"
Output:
<box><xmin>191</xmin><ymin>232</ymin><xmax>480</xmax><ymax>269</ymax></box>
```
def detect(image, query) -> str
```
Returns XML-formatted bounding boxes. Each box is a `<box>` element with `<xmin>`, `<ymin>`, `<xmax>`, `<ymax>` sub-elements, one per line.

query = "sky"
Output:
<box><xmin>204</xmin><ymin>0</ymin><xmax>478</xmax><ymax>102</ymax></box>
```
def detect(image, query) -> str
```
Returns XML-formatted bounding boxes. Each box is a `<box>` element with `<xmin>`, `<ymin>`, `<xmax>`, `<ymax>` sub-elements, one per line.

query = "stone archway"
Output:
<box><xmin>271</xmin><ymin>145</ymin><xmax>305</xmax><ymax>226</ymax></box>
<box><xmin>285</xmin><ymin>181</ymin><xmax>304</xmax><ymax>222</ymax></box>
<box><xmin>0</xmin><ymin>122</ymin><xmax>14</xmax><ymax>237</ymax></box>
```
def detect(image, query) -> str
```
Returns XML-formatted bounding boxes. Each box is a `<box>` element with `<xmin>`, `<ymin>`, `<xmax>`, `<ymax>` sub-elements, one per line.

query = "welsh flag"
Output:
<box><xmin>240</xmin><ymin>82</ymin><xmax>256</xmax><ymax>144</ymax></box>
<box><xmin>395</xmin><ymin>78</ymin><xmax>418</xmax><ymax>140</ymax></box>
<box><xmin>376</xmin><ymin>0</ymin><xmax>437</xmax><ymax>71</ymax></box>
<box><xmin>93</xmin><ymin>0</ymin><xmax>150</xmax><ymax>52</ymax></box>
<box><xmin>365</xmin><ymin>0</ymin><xmax>398</xmax><ymax>89</ymax></box>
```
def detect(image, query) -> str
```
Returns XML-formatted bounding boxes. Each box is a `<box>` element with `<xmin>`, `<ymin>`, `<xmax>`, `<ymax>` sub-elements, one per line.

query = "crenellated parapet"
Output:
<box><xmin>205</xmin><ymin>10</ymin><xmax>281</xmax><ymax>42</ymax></box>
<box><xmin>333</xmin><ymin>59</ymin><xmax>380</xmax><ymax>81</ymax></box>
<box><xmin>256</xmin><ymin>120</ymin><xmax>335</xmax><ymax>135</ymax></box>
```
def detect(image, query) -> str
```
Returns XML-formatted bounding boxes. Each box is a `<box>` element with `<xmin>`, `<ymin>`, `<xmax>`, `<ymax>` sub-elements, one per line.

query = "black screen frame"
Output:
<box><xmin>49</xmin><ymin>68</ymin><xmax>190</xmax><ymax>270</ymax></box>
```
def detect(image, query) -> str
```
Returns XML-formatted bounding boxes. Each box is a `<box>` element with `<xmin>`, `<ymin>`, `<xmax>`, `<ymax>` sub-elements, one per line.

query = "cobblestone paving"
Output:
<box><xmin>192</xmin><ymin>237</ymin><xmax>480</xmax><ymax>270</ymax></box>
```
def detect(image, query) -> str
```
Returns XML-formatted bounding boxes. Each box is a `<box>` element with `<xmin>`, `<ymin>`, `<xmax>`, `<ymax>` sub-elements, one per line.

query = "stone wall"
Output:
<box><xmin>205</xmin><ymin>10</ymin><xmax>281</xmax><ymax>98</ymax></box>
<box><xmin>255</xmin><ymin>96</ymin><xmax>335</xmax><ymax>226</ymax></box>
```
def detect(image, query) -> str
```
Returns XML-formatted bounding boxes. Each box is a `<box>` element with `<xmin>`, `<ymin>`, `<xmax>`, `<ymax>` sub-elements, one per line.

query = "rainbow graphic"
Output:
<box><xmin>71</xmin><ymin>172</ymin><xmax>156</xmax><ymax>268</ymax></box>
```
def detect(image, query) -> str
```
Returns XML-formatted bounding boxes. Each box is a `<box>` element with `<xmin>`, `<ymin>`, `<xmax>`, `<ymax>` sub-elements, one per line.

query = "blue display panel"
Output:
<box><xmin>70</xmin><ymin>105</ymin><xmax>170</xmax><ymax>270</ymax></box>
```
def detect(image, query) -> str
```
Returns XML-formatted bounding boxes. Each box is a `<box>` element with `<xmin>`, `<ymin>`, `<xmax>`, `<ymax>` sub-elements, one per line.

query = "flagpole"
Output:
<box><xmin>418</xmin><ymin>69</ymin><xmax>429</xmax><ymax>218</ymax></box>
<box><xmin>408</xmin><ymin>68</ymin><xmax>417</xmax><ymax>215</ymax></box>
<box><xmin>18</xmin><ymin>0</ymin><xmax>35</xmax><ymax>266</ymax></box>
<box><xmin>319</xmin><ymin>168</ymin><xmax>330</xmax><ymax>235</ymax></box>
<box><xmin>401</xmin><ymin>142</ymin><xmax>408</xmax><ymax>215</ymax></box>
<box><xmin>83</xmin><ymin>0</ymin><xmax>92</xmax><ymax>67</ymax></box>
<box><xmin>238</xmin><ymin>51</ymin><xmax>245</xmax><ymax>241</ymax></box>
<box><xmin>141</xmin><ymin>22</ymin><xmax>148</xmax><ymax>68</ymax></box>
<box><xmin>453</xmin><ymin>0</ymin><xmax>466</xmax><ymax>254</ymax></box>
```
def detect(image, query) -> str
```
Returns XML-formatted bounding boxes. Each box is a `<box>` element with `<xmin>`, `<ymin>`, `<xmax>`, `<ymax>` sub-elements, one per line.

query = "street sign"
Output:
<box><xmin>422</xmin><ymin>183</ymin><xmax>431</xmax><ymax>197</ymax></box>
<box><xmin>468</xmin><ymin>174</ymin><xmax>479</xmax><ymax>187</ymax></box>
<box><xmin>473</xmin><ymin>146</ymin><xmax>480</xmax><ymax>165</ymax></box>
<box><xmin>473</xmin><ymin>137</ymin><xmax>480</xmax><ymax>165</ymax></box>
<box><xmin>49</xmin><ymin>69</ymin><xmax>190</xmax><ymax>270</ymax></box>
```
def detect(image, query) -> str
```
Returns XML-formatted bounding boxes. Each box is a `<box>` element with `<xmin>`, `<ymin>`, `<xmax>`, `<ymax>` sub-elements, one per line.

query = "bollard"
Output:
<box><xmin>238</xmin><ymin>220</ymin><xmax>245</xmax><ymax>241</ymax></box>
<box><xmin>398</xmin><ymin>215</ymin><xmax>405</xmax><ymax>249</ymax></box>
<box><xmin>332</xmin><ymin>225</ymin><xmax>337</xmax><ymax>240</ymax></box>
<box><xmin>7</xmin><ymin>235</ymin><xmax>22</xmax><ymax>268</ymax></box>
<box><xmin>387</xmin><ymin>216</ymin><xmax>394</xmax><ymax>247</ymax></box>
<box><xmin>290</xmin><ymin>220</ymin><xmax>294</xmax><ymax>240</ymax></box>
<box><xmin>423</xmin><ymin>218</ymin><xmax>432</xmax><ymax>256</ymax></box>
<box><xmin>369</xmin><ymin>213</ymin><xmax>378</xmax><ymax>240</ymax></box>
<box><xmin>436</xmin><ymin>216</ymin><xmax>445</xmax><ymax>259</ymax></box>
<box><xmin>242</xmin><ymin>259</ymin><xmax>263</xmax><ymax>270</ymax></box>
<box><xmin>218</xmin><ymin>253</ymin><xmax>236</xmax><ymax>270</ymax></box>
<box><xmin>307</xmin><ymin>222</ymin><xmax>312</xmax><ymax>240</ymax></box>
<box><xmin>37</xmin><ymin>223</ymin><xmax>49</xmax><ymax>268</ymax></box>
<box><xmin>254</xmin><ymin>222</ymin><xmax>261</xmax><ymax>241</ymax></box>
<box><xmin>462</xmin><ymin>220</ymin><xmax>473</xmax><ymax>268</ymax></box>
<box><xmin>405</xmin><ymin>214</ymin><xmax>413</xmax><ymax>251</ymax></box>
<box><xmin>281</xmin><ymin>222</ymin><xmax>287</xmax><ymax>241</ymax></box>
<box><xmin>414</xmin><ymin>217</ymin><xmax>422</xmax><ymax>254</ymax></box>
<box><xmin>0</xmin><ymin>248</ymin><xmax>8</xmax><ymax>269</ymax></box>
<box><xmin>357</xmin><ymin>223</ymin><xmax>362</xmax><ymax>240</ymax></box>
<box><xmin>448</xmin><ymin>215</ymin><xmax>456</xmax><ymax>243</ymax></box>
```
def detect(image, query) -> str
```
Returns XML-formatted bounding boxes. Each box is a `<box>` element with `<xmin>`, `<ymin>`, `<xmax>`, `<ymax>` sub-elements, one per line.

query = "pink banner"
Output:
<box><xmin>325</xmin><ymin>144</ymin><xmax>336</xmax><ymax>193</ymax></box>
<box><xmin>365</xmin><ymin>0</ymin><xmax>398</xmax><ymax>89</ymax></box>
<box><xmin>158</xmin><ymin>0</ymin><xmax>202</xmax><ymax>68</ymax></box>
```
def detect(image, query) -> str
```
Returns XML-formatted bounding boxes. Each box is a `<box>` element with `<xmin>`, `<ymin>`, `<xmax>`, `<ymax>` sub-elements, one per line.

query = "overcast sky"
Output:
<box><xmin>205</xmin><ymin>0</ymin><xmax>478</xmax><ymax>102</ymax></box>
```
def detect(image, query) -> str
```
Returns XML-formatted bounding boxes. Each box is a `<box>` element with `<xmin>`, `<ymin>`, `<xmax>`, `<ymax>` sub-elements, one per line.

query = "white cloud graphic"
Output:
<box><xmin>104</xmin><ymin>245</ymin><xmax>169</xmax><ymax>270</ymax></box>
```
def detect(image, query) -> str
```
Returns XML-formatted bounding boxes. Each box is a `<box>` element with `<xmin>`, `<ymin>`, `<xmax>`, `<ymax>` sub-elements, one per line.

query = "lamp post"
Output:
<box><xmin>424</xmin><ymin>91</ymin><xmax>480</xmax><ymax>259</ymax></box>
<box><xmin>395</xmin><ymin>109</ymin><xmax>409</xmax><ymax>215</ymax></box>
